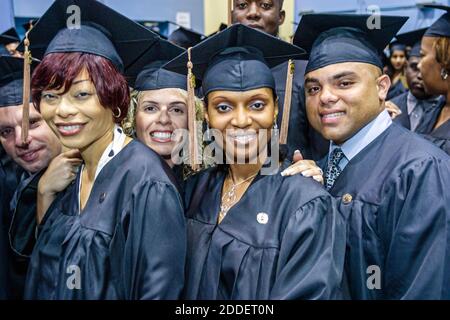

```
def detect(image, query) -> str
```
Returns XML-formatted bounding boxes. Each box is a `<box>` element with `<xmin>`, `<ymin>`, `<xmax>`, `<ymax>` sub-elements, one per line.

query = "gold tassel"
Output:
<box><xmin>187</xmin><ymin>47</ymin><xmax>199</xmax><ymax>171</ymax></box>
<box><xmin>279</xmin><ymin>59</ymin><xmax>295</xmax><ymax>145</ymax></box>
<box><xmin>21</xmin><ymin>26</ymin><xmax>33</xmax><ymax>144</ymax></box>
<box><xmin>228</xmin><ymin>0</ymin><xmax>233</xmax><ymax>26</ymax></box>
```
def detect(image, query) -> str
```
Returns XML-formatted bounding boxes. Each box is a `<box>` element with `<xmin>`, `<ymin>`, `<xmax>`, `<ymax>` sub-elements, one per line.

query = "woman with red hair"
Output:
<box><xmin>23</xmin><ymin>0</ymin><xmax>186</xmax><ymax>299</ymax></box>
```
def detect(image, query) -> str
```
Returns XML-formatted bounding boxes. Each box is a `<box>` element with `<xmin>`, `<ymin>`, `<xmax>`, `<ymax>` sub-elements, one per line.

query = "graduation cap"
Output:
<box><xmin>165</xmin><ymin>24</ymin><xmax>305</xmax><ymax>169</ymax></box>
<box><xmin>168</xmin><ymin>26</ymin><xmax>205</xmax><ymax>49</ymax></box>
<box><xmin>206</xmin><ymin>23</ymin><xmax>229</xmax><ymax>38</ymax></box>
<box><xmin>0</xmin><ymin>55</ymin><xmax>38</xmax><ymax>108</ymax></box>
<box><xmin>22</xmin><ymin>19</ymin><xmax>38</xmax><ymax>33</ymax></box>
<box><xmin>395</xmin><ymin>28</ymin><xmax>428</xmax><ymax>57</ymax></box>
<box><xmin>129</xmin><ymin>40</ymin><xmax>185</xmax><ymax>90</ymax></box>
<box><xmin>17</xmin><ymin>0</ymin><xmax>160</xmax><ymax>74</ymax></box>
<box><xmin>422</xmin><ymin>4</ymin><xmax>450</xmax><ymax>37</ymax></box>
<box><xmin>389</xmin><ymin>41</ymin><xmax>406</xmax><ymax>54</ymax></box>
<box><xmin>0</xmin><ymin>28</ymin><xmax>20</xmax><ymax>45</ymax></box>
<box><xmin>137</xmin><ymin>20</ymin><xmax>169</xmax><ymax>40</ymax></box>
<box><xmin>293</xmin><ymin>13</ymin><xmax>408</xmax><ymax>74</ymax></box>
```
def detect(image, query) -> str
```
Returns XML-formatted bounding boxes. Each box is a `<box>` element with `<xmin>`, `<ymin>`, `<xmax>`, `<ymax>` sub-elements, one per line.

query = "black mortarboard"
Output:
<box><xmin>130</xmin><ymin>40</ymin><xmax>185</xmax><ymax>91</ymax></box>
<box><xmin>22</xmin><ymin>19</ymin><xmax>38</xmax><ymax>33</ymax></box>
<box><xmin>168</xmin><ymin>27</ymin><xmax>205</xmax><ymax>49</ymax></box>
<box><xmin>165</xmin><ymin>23</ymin><xmax>305</xmax><ymax>97</ymax></box>
<box><xmin>389</xmin><ymin>41</ymin><xmax>406</xmax><ymax>53</ymax></box>
<box><xmin>423</xmin><ymin>4</ymin><xmax>450</xmax><ymax>37</ymax></box>
<box><xmin>206</xmin><ymin>23</ymin><xmax>228</xmax><ymax>38</ymax></box>
<box><xmin>294</xmin><ymin>13</ymin><xmax>408</xmax><ymax>74</ymax></box>
<box><xmin>0</xmin><ymin>28</ymin><xmax>20</xmax><ymax>45</ymax></box>
<box><xmin>395</xmin><ymin>28</ymin><xmax>427</xmax><ymax>57</ymax></box>
<box><xmin>137</xmin><ymin>20</ymin><xmax>169</xmax><ymax>40</ymax></box>
<box><xmin>0</xmin><ymin>55</ymin><xmax>37</xmax><ymax>107</ymax></box>
<box><xmin>17</xmin><ymin>0</ymin><xmax>160</xmax><ymax>75</ymax></box>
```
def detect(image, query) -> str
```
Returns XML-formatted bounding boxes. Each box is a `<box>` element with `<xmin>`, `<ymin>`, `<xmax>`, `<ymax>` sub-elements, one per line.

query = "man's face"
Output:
<box><xmin>304</xmin><ymin>62</ymin><xmax>390</xmax><ymax>145</ymax></box>
<box><xmin>232</xmin><ymin>0</ymin><xmax>285</xmax><ymax>36</ymax></box>
<box><xmin>0</xmin><ymin>103</ymin><xmax>61</xmax><ymax>173</ymax></box>
<box><xmin>406</xmin><ymin>56</ymin><xmax>431</xmax><ymax>100</ymax></box>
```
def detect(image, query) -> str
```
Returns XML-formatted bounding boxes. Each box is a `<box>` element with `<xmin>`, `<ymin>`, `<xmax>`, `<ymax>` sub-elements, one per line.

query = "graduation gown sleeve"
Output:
<box><xmin>270</xmin><ymin>195</ymin><xmax>346</xmax><ymax>299</ymax></box>
<box><xmin>120</xmin><ymin>180</ymin><xmax>186</xmax><ymax>300</ymax></box>
<box><xmin>390</xmin><ymin>92</ymin><xmax>411</xmax><ymax>130</ymax></box>
<box><xmin>0</xmin><ymin>165</ymin><xmax>9</xmax><ymax>299</ymax></box>
<box><xmin>381</xmin><ymin>155</ymin><xmax>450</xmax><ymax>299</ymax></box>
<box><xmin>424</xmin><ymin>119</ymin><xmax>450</xmax><ymax>156</ymax></box>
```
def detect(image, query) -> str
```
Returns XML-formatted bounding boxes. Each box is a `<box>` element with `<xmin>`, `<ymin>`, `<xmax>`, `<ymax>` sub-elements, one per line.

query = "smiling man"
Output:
<box><xmin>0</xmin><ymin>55</ymin><xmax>62</xmax><ymax>299</ymax></box>
<box><xmin>295</xmin><ymin>14</ymin><xmax>450</xmax><ymax>299</ymax></box>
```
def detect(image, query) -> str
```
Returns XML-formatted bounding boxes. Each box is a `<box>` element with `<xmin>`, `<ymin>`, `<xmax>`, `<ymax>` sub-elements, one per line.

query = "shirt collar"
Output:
<box><xmin>329</xmin><ymin>109</ymin><xmax>392</xmax><ymax>162</ymax></box>
<box><xmin>407</xmin><ymin>91</ymin><xmax>443</xmax><ymax>114</ymax></box>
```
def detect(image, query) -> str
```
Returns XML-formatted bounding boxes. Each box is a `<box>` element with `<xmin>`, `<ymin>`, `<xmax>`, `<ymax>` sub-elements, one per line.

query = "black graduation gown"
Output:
<box><xmin>425</xmin><ymin>119</ymin><xmax>450</xmax><ymax>155</ymax></box>
<box><xmin>391</xmin><ymin>92</ymin><xmax>445</xmax><ymax>135</ymax></box>
<box><xmin>0</xmin><ymin>163</ymin><xmax>9</xmax><ymax>299</ymax></box>
<box><xmin>0</xmin><ymin>147</ymin><xmax>23</xmax><ymax>299</ymax></box>
<box><xmin>183</xmin><ymin>163</ymin><xmax>347</xmax><ymax>300</ymax></box>
<box><xmin>416</xmin><ymin>98</ymin><xmax>450</xmax><ymax>155</ymax></box>
<box><xmin>271</xmin><ymin>60</ymin><xmax>329</xmax><ymax>160</ymax></box>
<box><xmin>24</xmin><ymin>140</ymin><xmax>186</xmax><ymax>300</ymax></box>
<box><xmin>7</xmin><ymin>171</ymin><xmax>43</xmax><ymax>299</ymax></box>
<box><xmin>321</xmin><ymin>124</ymin><xmax>450</xmax><ymax>299</ymax></box>
<box><xmin>386</xmin><ymin>79</ymin><xmax>407</xmax><ymax>101</ymax></box>
<box><xmin>390</xmin><ymin>92</ymin><xmax>411</xmax><ymax>130</ymax></box>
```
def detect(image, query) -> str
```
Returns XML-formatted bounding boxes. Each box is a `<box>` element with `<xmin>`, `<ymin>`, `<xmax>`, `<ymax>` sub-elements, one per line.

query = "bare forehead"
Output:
<box><xmin>0</xmin><ymin>103</ymin><xmax>40</xmax><ymax>123</ymax></box>
<box><xmin>139</xmin><ymin>88</ymin><xmax>187</xmax><ymax>103</ymax></box>
<box><xmin>235</xmin><ymin>0</ymin><xmax>283</xmax><ymax>7</ymax></box>
<box><xmin>305</xmin><ymin>62</ymin><xmax>379</xmax><ymax>81</ymax></box>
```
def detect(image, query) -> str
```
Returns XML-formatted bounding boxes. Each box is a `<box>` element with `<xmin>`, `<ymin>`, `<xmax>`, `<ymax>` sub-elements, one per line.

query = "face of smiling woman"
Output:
<box><xmin>39</xmin><ymin>68</ymin><xmax>115</xmax><ymax>152</ymax></box>
<box><xmin>135</xmin><ymin>88</ymin><xmax>188</xmax><ymax>166</ymax></box>
<box><xmin>206</xmin><ymin>87</ymin><xmax>277</xmax><ymax>164</ymax></box>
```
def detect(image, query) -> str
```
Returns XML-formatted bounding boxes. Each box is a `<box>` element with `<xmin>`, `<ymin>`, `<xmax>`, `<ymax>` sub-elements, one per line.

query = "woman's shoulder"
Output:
<box><xmin>109</xmin><ymin>140</ymin><xmax>179</xmax><ymax>188</ymax></box>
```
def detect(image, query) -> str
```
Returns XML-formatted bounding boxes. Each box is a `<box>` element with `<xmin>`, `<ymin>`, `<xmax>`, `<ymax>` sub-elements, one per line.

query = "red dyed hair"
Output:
<box><xmin>32</xmin><ymin>52</ymin><xmax>130</xmax><ymax>123</ymax></box>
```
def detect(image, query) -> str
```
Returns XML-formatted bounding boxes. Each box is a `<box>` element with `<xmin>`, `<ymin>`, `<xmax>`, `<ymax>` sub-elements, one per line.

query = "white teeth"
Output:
<box><xmin>151</xmin><ymin>132</ymin><xmax>172</xmax><ymax>140</ymax></box>
<box><xmin>232</xmin><ymin>135</ymin><xmax>256</xmax><ymax>144</ymax></box>
<box><xmin>59</xmin><ymin>125</ymin><xmax>83</xmax><ymax>131</ymax></box>
<box><xmin>323</xmin><ymin>112</ymin><xmax>345</xmax><ymax>119</ymax></box>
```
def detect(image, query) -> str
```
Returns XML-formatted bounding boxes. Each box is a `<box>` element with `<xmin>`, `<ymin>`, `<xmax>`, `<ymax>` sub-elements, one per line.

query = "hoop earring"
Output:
<box><xmin>441</xmin><ymin>69</ymin><xmax>449</xmax><ymax>80</ymax></box>
<box><xmin>113</xmin><ymin>107</ymin><xmax>122</xmax><ymax>119</ymax></box>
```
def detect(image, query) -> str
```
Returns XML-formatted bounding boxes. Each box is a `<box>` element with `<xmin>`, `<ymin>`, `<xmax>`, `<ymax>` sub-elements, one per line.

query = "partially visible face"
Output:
<box><xmin>418</xmin><ymin>36</ymin><xmax>447</xmax><ymax>95</ymax></box>
<box><xmin>232</xmin><ymin>0</ymin><xmax>285</xmax><ymax>36</ymax></box>
<box><xmin>206</xmin><ymin>87</ymin><xmax>277</xmax><ymax>163</ymax></box>
<box><xmin>0</xmin><ymin>103</ymin><xmax>61</xmax><ymax>173</ymax></box>
<box><xmin>406</xmin><ymin>56</ymin><xmax>430</xmax><ymax>100</ymax></box>
<box><xmin>5</xmin><ymin>42</ymin><xmax>21</xmax><ymax>57</ymax></box>
<box><xmin>39</xmin><ymin>69</ymin><xmax>115</xmax><ymax>151</ymax></box>
<box><xmin>135</xmin><ymin>88</ymin><xmax>188</xmax><ymax>160</ymax></box>
<box><xmin>390</xmin><ymin>50</ymin><xmax>407</xmax><ymax>71</ymax></box>
<box><xmin>304</xmin><ymin>62</ymin><xmax>389</xmax><ymax>145</ymax></box>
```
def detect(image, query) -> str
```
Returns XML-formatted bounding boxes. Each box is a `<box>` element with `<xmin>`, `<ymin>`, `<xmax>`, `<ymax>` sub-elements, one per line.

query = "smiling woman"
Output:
<box><xmin>20</xmin><ymin>0</ymin><xmax>186</xmax><ymax>300</ymax></box>
<box><xmin>32</xmin><ymin>53</ymin><xmax>128</xmax><ymax>152</ymax></box>
<box><xmin>165</xmin><ymin>24</ymin><xmax>346</xmax><ymax>300</ymax></box>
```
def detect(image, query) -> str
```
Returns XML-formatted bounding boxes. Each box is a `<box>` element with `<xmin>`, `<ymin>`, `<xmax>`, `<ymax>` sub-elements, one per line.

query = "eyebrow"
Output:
<box><xmin>304</xmin><ymin>77</ymin><xmax>319</xmax><ymax>85</ymax></box>
<box><xmin>140</xmin><ymin>100</ymin><xmax>187</xmax><ymax>106</ymax></box>
<box><xmin>332</xmin><ymin>71</ymin><xmax>357</xmax><ymax>80</ymax></box>
<box><xmin>72</xmin><ymin>79</ymin><xmax>90</xmax><ymax>85</ymax></box>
